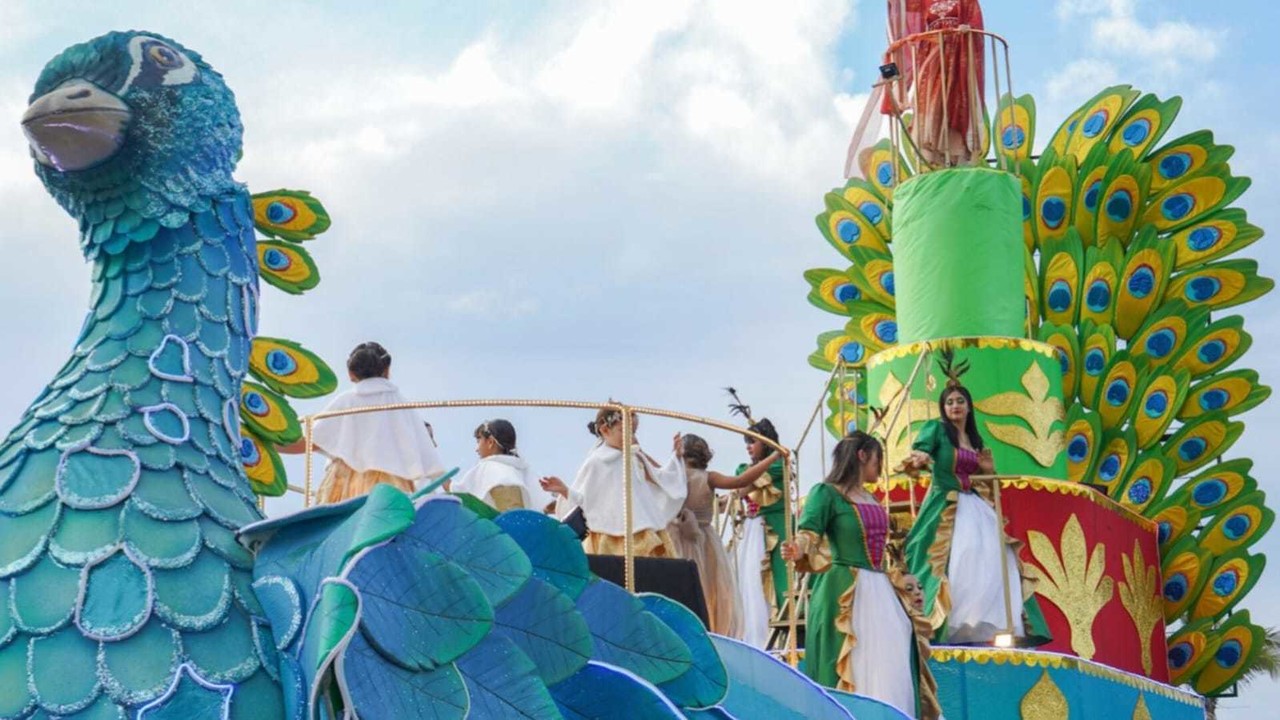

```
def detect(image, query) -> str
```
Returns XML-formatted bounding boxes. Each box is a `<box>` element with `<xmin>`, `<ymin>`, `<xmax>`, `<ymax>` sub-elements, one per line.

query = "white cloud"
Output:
<box><xmin>1054</xmin><ymin>0</ymin><xmax>1223</xmax><ymax>75</ymax></box>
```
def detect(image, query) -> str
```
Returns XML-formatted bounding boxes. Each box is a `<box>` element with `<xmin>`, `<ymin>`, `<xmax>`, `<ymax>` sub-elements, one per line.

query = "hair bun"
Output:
<box><xmin>587</xmin><ymin>421</ymin><xmax>598</xmax><ymax>437</ymax></box>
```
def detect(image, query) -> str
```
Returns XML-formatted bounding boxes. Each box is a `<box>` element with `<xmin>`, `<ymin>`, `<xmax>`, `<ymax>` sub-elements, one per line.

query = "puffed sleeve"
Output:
<box><xmin>912</xmin><ymin>418</ymin><xmax>943</xmax><ymax>458</ymax></box>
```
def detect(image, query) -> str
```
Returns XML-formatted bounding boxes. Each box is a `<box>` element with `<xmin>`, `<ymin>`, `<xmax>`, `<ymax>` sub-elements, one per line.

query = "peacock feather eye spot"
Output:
<box><xmin>1157</xmin><ymin>521</ymin><xmax>1172</xmax><ymax>545</ymax></box>
<box><xmin>1223</xmin><ymin>513</ymin><xmax>1251</xmax><ymax>540</ymax></box>
<box><xmin>1199</xmin><ymin>339</ymin><xmax>1227</xmax><ymax>364</ymax></box>
<box><xmin>1099</xmin><ymin>454</ymin><xmax>1121</xmax><ymax>480</ymax></box>
<box><xmin>835</xmin><ymin>283</ymin><xmax>858</xmax><ymax>303</ymax></box>
<box><xmin>1179</xmin><ymin>437</ymin><xmax>1207</xmax><ymax>462</ymax></box>
<box><xmin>1162</xmin><ymin>192</ymin><xmax>1196</xmax><ymax>222</ymax></box>
<box><xmin>1001</xmin><ymin>125</ymin><xmax>1026</xmax><ymax>149</ymax></box>
<box><xmin>265</xmin><ymin>349</ymin><xmax>297</xmax><ymax>376</ymax></box>
<box><xmin>1041</xmin><ymin>197</ymin><xmax>1067</xmax><ymax>228</ymax></box>
<box><xmin>840</xmin><ymin>342</ymin><xmax>864</xmax><ymax>363</ymax></box>
<box><xmin>1022</xmin><ymin>195</ymin><xmax>1032</xmax><ymax>220</ymax></box>
<box><xmin>876</xmin><ymin>320</ymin><xmax>898</xmax><ymax>344</ymax></box>
<box><xmin>1160</xmin><ymin>152</ymin><xmax>1192</xmax><ymax>180</ymax></box>
<box><xmin>1168</xmin><ymin>642</ymin><xmax>1193</xmax><ymax>668</ymax></box>
<box><xmin>836</xmin><ymin>218</ymin><xmax>860</xmax><ymax>244</ymax></box>
<box><xmin>1128</xmin><ymin>478</ymin><xmax>1152</xmax><ymax>503</ymax></box>
<box><xmin>1104</xmin><ymin>189</ymin><xmax>1133</xmax><ymax>222</ymax></box>
<box><xmin>1186</xmin><ymin>276</ymin><xmax>1221</xmax><ymax>302</ymax></box>
<box><xmin>1187</xmin><ymin>226</ymin><xmax>1222</xmax><ymax>252</ymax></box>
<box><xmin>1067</xmin><ymin>434</ymin><xmax>1089</xmax><ymax>462</ymax></box>
<box><xmin>876</xmin><ymin>162</ymin><xmax>893</xmax><ymax>186</ymax></box>
<box><xmin>148</xmin><ymin>44</ymin><xmax>182</xmax><ymax>69</ymax></box>
<box><xmin>858</xmin><ymin>202</ymin><xmax>883</xmax><ymax>225</ymax></box>
<box><xmin>1192</xmin><ymin>479</ymin><xmax>1227</xmax><ymax>507</ymax></box>
<box><xmin>1105</xmin><ymin>378</ymin><xmax>1131</xmax><ymax>406</ymax></box>
<box><xmin>1055</xmin><ymin>348</ymin><xmax>1070</xmax><ymax>374</ymax></box>
<box><xmin>1122</xmin><ymin>118</ymin><xmax>1151</xmax><ymax>146</ymax></box>
<box><xmin>266</xmin><ymin>201</ymin><xmax>297</xmax><ymax>225</ymax></box>
<box><xmin>1081</xmin><ymin>109</ymin><xmax>1108</xmax><ymax>138</ymax></box>
<box><xmin>1163</xmin><ymin>574</ymin><xmax>1188</xmax><ymax>601</ymax></box>
<box><xmin>1084</xmin><ymin>348</ymin><xmax>1106</xmax><ymax>374</ymax></box>
<box><xmin>1212</xmin><ymin>569</ymin><xmax>1238</xmax><ymax>596</ymax></box>
<box><xmin>1047</xmin><ymin>280</ymin><xmax>1072</xmax><ymax>312</ymax></box>
<box><xmin>1084</xmin><ymin>181</ymin><xmax>1102</xmax><ymax>211</ymax></box>
<box><xmin>1127</xmin><ymin>265</ymin><xmax>1155</xmax><ymax>298</ymax></box>
<box><xmin>1199</xmin><ymin>388</ymin><xmax>1230</xmax><ymax>411</ymax></box>
<box><xmin>244</xmin><ymin>391</ymin><xmax>269</xmax><ymax>416</ymax></box>
<box><xmin>1216</xmin><ymin>639</ymin><xmax>1243</xmax><ymax>668</ymax></box>
<box><xmin>882</xmin><ymin>272</ymin><xmax>895</xmax><ymax>296</ymax></box>
<box><xmin>263</xmin><ymin>248</ymin><xmax>290</xmax><ymax>270</ymax></box>
<box><xmin>1145</xmin><ymin>328</ymin><xmax>1176</xmax><ymax>358</ymax></box>
<box><xmin>1144</xmin><ymin>390</ymin><xmax>1169</xmax><ymax>417</ymax></box>
<box><xmin>240</xmin><ymin>437</ymin><xmax>260</xmax><ymax>464</ymax></box>
<box><xmin>1085</xmin><ymin>280</ymin><xmax>1111</xmax><ymax>311</ymax></box>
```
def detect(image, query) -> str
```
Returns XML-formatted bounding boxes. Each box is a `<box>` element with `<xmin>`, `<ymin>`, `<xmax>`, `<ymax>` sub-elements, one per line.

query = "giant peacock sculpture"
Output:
<box><xmin>1</xmin><ymin>30</ymin><xmax>894</xmax><ymax>720</ymax></box>
<box><xmin>805</xmin><ymin>86</ymin><xmax>1274</xmax><ymax>698</ymax></box>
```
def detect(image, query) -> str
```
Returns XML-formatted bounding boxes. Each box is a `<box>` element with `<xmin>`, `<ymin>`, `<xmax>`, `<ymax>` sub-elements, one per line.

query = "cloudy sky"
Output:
<box><xmin>0</xmin><ymin>0</ymin><xmax>1276</xmax><ymax>715</ymax></box>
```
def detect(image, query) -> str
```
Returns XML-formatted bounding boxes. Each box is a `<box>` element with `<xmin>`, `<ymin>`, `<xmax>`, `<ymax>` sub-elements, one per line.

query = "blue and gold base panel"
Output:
<box><xmin>929</xmin><ymin>648</ymin><xmax>1204</xmax><ymax>720</ymax></box>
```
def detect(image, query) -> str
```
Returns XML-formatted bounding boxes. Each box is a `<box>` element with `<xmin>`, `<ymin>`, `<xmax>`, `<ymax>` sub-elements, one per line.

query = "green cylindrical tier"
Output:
<box><xmin>867</xmin><ymin>337</ymin><xmax>1067</xmax><ymax>480</ymax></box>
<box><xmin>893</xmin><ymin>168</ymin><xmax>1025</xmax><ymax>344</ymax></box>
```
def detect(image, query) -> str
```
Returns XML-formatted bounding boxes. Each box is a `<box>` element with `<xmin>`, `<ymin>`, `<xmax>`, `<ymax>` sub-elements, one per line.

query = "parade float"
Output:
<box><xmin>0</xmin><ymin>2</ymin><xmax>1271</xmax><ymax>718</ymax></box>
<box><xmin>806</xmin><ymin>6</ymin><xmax>1273</xmax><ymax>719</ymax></box>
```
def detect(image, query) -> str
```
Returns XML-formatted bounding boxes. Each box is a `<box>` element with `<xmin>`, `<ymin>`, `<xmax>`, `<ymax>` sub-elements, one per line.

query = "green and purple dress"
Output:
<box><xmin>903</xmin><ymin>419</ymin><xmax>1051</xmax><ymax>645</ymax></box>
<box><xmin>796</xmin><ymin>483</ymin><xmax>940</xmax><ymax>719</ymax></box>
<box><xmin>733</xmin><ymin>459</ymin><xmax>790</xmax><ymax>610</ymax></box>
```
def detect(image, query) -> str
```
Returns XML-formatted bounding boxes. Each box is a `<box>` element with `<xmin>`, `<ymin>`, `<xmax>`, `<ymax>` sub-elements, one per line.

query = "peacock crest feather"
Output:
<box><xmin>805</xmin><ymin>84</ymin><xmax>1273</xmax><ymax>695</ymax></box>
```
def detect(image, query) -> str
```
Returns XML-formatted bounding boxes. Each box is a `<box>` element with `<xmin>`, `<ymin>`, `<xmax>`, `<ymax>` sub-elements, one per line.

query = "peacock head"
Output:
<box><xmin>22</xmin><ymin>31</ymin><xmax>242</xmax><ymax>221</ymax></box>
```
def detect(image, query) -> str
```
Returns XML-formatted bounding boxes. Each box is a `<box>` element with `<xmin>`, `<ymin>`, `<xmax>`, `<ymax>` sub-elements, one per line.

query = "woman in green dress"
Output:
<box><xmin>901</xmin><ymin>380</ymin><xmax>1051</xmax><ymax>646</ymax></box>
<box><xmin>781</xmin><ymin>431</ymin><xmax>940</xmax><ymax>719</ymax></box>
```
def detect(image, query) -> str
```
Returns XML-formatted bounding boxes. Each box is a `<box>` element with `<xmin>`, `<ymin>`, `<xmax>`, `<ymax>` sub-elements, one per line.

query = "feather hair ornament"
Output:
<box><xmin>936</xmin><ymin>348</ymin><xmax>972</xmax><ymax>389</ymax></box>
<box><xmin>725</xmin><ymin>386</ymin><xmax>757</xmax><ymax>425</ymax></box>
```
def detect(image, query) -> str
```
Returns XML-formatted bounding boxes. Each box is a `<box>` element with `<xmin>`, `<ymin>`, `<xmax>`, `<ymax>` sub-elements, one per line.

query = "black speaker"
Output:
<box><xmin>587</xmin><ymin>555</ymin><xmax>710</xmax><ymax>628</ymax></box>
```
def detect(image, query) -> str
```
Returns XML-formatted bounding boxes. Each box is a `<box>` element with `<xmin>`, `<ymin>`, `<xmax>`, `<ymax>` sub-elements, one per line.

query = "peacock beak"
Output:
<box><xmin>22</xmin><ymin>80</ymin><xmax>131</xmax><ymax>172</ymax></box>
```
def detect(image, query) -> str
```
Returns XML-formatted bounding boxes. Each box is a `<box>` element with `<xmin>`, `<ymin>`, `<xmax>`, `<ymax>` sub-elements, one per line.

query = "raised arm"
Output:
<box><xmin>706</xmin><ymin>451</ymin><xmax>782</xmax><ymax>490</ymax></box>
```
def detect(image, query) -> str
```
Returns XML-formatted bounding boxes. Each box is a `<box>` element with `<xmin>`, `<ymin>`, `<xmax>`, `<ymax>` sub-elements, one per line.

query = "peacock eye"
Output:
<box><xmin>148</xmin><ymin>45</ymin><xmax>182</xmax><ymax>69</ymax></box>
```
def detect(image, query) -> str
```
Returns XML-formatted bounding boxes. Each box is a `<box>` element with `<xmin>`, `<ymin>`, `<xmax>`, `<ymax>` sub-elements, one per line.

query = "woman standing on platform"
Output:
<box><xmin>283</xmin><ymin>342</ymin><xmax>445</xmax><ymax>504</ymax></box>
<box><xmin>450</xmin><ymin>419</ymin><xmax>546</xmax><ymax>512</ymax></box>
<box><xmin>900</xmin><ymin>357</ymin><xmax>1050</xmax><ymax>645</ymax></box>
<box><xmin>540</xmin><ymin>408</ymin><xmax>687</xmax><ymax>558</ymax></box>
<box><xmin>781</xmin><ymin>431</ymin><xmax>940</xmax><ymax>719</ymax></box>
<box><xmin>672</xmin><ymin>434</ymin><xmax>781</xmax><ymax>638</ymax></box>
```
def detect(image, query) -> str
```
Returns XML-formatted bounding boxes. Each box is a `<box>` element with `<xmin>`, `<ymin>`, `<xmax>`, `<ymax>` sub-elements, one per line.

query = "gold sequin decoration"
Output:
<box><xmin>928</xmin><ymin>647</ymin><xmax>1203</xmax><ymax>707</ymax></box>
<box><xmin>1118</xmin><ymin>540</ymin><xmax>1162</xmax><ymax>677</ymax></box>
<box><xmin>976</xmin><ymin>361</ymin><xmax>1066</xmax><ymax>468</ymax></box>
<box><xmin>867</xmin><ymin>336</ymin><xmax>1059</xmax><ymax>370</ymax></box>
<box><xmin>1026</xmin><ymin>513</ymin><xmax>1114</xmax><ymax>659</ymax></box>
<box><xmin>1020</xmin><ymin>670</ymin><xmax>1069</xmax><ymax>720</ymax></box>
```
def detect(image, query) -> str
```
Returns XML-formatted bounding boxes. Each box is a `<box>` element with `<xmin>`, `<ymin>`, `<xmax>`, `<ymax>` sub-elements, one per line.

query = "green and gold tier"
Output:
<box><xmin>867</xmin><ymin>337</ymin><xmax>1068</xmax><ymax>479</ymax></box>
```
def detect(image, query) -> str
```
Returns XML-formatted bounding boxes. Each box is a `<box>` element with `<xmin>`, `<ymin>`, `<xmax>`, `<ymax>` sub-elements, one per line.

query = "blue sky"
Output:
<box><xmin>0</xmin><ymin>1</ymin><xmax>1276</xmax><ymax>715</ymax></box>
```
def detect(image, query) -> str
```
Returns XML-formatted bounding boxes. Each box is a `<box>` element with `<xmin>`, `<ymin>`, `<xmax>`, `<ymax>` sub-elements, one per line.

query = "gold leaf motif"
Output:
<box><xmin>1132</xmin><ymin>694</ymin><xmax>1152</xmax><ymax>720</ymax></box>
<box><xmin>877</xmin><ymin>371</ymin><xmax>935</xmax><ymax>471</ymax></box>
<box><xmin>1026</xmin><ymin>514</ymin><xmax>1114</xmax><ymax>659</ymax></box>
<box><xmin>1118</xmin><ymin>540</ymin><xmax>1162</xmax><ymax>676</ymax></box>
<box><xmin>976</xmin><ymin>361</ymin><xmax>1065</xmax><ymax>467</ymax></box>
<box><xmin>1020</xmin><ymin>670</ymin><xmax>1069</xmax><ymax>720</ymax></box>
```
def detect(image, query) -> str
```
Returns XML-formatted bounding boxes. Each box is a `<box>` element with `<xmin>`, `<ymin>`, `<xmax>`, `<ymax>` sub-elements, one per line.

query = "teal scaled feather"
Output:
<box><xmin>0</xmin><ymin>31</ymin><xmax>277</xmax><ymax>718</ymax></box>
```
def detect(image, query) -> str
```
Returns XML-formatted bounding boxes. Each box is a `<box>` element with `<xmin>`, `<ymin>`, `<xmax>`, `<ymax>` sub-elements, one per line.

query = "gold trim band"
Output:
<box><xmin>867</xmin><ymin>336</ymin><xmax>1060</xmax><ymax>371</ymax></box>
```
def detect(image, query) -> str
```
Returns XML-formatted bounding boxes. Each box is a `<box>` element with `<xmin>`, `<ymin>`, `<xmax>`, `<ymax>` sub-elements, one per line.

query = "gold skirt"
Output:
<box><xmin>583</xmin><ymin>529</ymin><xmax>678</xmax><ymax>559</ymax></box>
<box><xmin>317</xmin><ymin>459</ymin><xmax>415</xmax><ymax>505</ymax></box>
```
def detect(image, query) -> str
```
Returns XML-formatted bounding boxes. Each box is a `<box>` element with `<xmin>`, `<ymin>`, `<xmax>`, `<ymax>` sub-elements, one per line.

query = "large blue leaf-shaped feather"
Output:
<box><xmin>638</xmin><ymin>593</ymin><xmax>728</xmax><ymax>710</ymax></box>
<box><xmin>708</xmin><ymin>635</ymin><xmax>853</xmax><ymax>720</ymax></box>
<box><xmin>494</xmin><ymin>510</ymin><xmax>592</xmax><ymax>601</ymax></box>
<box><xmin>493</xmin><ymin>576</ymin><xmax>592</xmax><ymax>686</ymax></box>
<box><xmin>455</xmin><ymin>634</ymin><xmax>561</xmax><ymax>719</ymax></box>
<box><xmin>827</xmin><ymin>689</ymin><xmax>914</xmax><ymax>720</ymax></box>
<box><xmin>341</xmin><ymin>630</ymin><xmax>469</xmax><ymax>720</ymax></box>
<box><xmin>575</xmin><ymin>578</ymin><xmax>693</xmax><ymax>686</ymax></box>
<box><xmin>396</xmin><ymin>498</ymin><xmax>532</xmax><ymax>607</ymax></box>
<box><xmin>552</xmin><ymin>662</ymin><xmax>685</xmax><ymax>720</ymax></box>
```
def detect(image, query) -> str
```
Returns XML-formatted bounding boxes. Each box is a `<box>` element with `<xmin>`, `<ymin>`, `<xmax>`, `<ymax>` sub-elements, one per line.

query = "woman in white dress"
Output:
<box><xmin>541</xmin><ymin>408</ymin><xmax>687</xmax><ymax>558</ymax></box>
<box><xmin>282</xmin><ymin>342</ymin><xmax>444</xmax><ymax>504</ymax></box>
<box><xmin>451</xmin><ymin>419</ymin><xmax>547</xmax><ymax>512</ymax></box>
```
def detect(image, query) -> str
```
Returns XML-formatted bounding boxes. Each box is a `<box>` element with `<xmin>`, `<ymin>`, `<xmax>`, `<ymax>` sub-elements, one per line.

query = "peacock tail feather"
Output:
<box><xmin>806</xmin><ymin>84</ymin><xmax>1273</xmax><ymax>695</ymax></box>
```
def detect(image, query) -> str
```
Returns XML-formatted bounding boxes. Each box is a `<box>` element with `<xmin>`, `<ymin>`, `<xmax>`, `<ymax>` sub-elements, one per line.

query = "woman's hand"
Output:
<box><xmin>539</xmin><ymin>476</ymin><xmax>568</xmax><ymax>498</ymax></box>
<box><xmin>780</xmin><ymin>540</ymin><xmax>800</xmax><ymax>562</ymax></box>
<box><xmin>908</xmin><ymin>450</ymin><xmax>932</xmax><ymax>468</ymax></box>
<box><xmin>978</xmin><ymin>448</ymin><xmax>995</xmax><ymax>474</ymax></box>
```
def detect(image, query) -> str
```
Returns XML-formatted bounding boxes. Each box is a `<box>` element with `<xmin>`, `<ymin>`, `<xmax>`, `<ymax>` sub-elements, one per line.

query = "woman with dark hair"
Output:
<box><xmin>669</xmin><ymin>434</ymin><xmax>780</xmax><ymax>638</ymax></box>
<box><xmin>726</xmin><ymin>415</ymin><xmax>790</xmax><ymax>648</ymax></box>
<box><xmin>901</xmin><ymin>360</ymin><xmax>1050</xmax><ymax>646</ymax></box>
<box><xmin>286</xmin><ymin>342</ymin><xmax>444</xmax><ymax>504</ymax></box>
<box><xmin>781</xmin><ymin>432</ymin><xmax>940</xmax><ymax>718</ymax></box>
<box><xmin>451</xmin><ymin>420</ymin><xmax>542</xmax><ymax>512</ymax></box>
<box><xmin>540</xmin><ymin>407</ymin><xmax>687</xmax><ymax>558</ymax></box>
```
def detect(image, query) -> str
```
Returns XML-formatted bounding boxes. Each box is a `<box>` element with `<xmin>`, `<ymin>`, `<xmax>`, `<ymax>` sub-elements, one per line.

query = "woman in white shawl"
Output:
<box><xmin>282</xmin><ymin>342</ymin><xmax>444</xmax><ymax>504</ymax></box>
<box><xmin>541</xmin><ymin>408</ymin><xmax>687</xmax><ymax>558</ymax></box>
<box><xmin>450</xmin><ymin>419</ymin><xmax>548</xmax><ymax>512</ymax></box>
